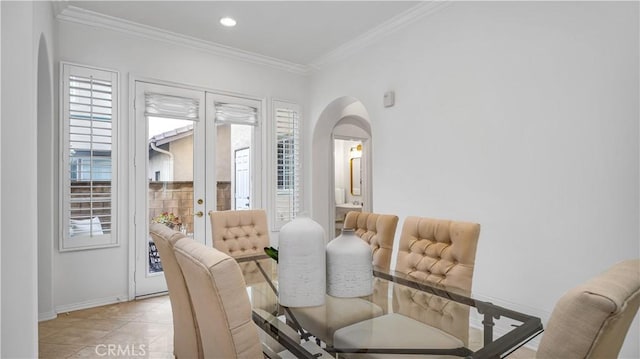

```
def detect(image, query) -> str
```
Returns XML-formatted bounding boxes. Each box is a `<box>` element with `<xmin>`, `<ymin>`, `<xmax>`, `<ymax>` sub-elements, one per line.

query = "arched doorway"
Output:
<box><xmin>37</xmin><ymin>33</ymin><xmax>55</xmax><ymax>320</ymax></box>
<box><xmin>311</xmin><ymin>97</ymin><xmax>372</xmax><ymax>238</ymax></box>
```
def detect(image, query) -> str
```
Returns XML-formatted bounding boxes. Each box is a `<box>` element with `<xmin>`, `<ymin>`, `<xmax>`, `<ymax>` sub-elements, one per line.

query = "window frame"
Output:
<box><xmin>60</xmin><ymin>62</ymin><xmax>120</xmax><ymax>251</ymax></box>
<box><xmin>272</xmin><ymin>100</ymin><xmax>302</xmax><ymax>230</ymax></box>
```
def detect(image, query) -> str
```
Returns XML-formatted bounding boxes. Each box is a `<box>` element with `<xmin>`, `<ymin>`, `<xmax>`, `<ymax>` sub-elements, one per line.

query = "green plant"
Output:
<box><xmin>264</xmin><ymin>246</ymin><xmax>278</xmax><ymax>263</ymax></box>
<box><xmin>152</xmin><ymin>212</ymin><xmax>182</xmax><ymax>228</ymax></box>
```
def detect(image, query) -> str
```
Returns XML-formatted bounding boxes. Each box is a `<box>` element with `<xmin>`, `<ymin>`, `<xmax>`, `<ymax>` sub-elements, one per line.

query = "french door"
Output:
<box><xmin>134</xmin><ymin>81</ymin><xmax>262</xmax><ymax>297</ymax></box>
<box><xmin>134</xmin><ymin>82</ymin><xmax>208</xmax><ymax>296</ymax></box>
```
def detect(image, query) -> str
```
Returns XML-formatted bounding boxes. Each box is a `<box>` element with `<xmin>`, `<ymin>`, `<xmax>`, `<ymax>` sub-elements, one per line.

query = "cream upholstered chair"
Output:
<box><xmin>289</xmin><ymin>211</ymin><xmax>399</xmax><ymax>346</ymax></box>
<box><xmin>209</xmin><ymin>209</ymin><xmax>272</xmax><ymax>285</ymax></box>
<box><xmin>536</xmin><ymin>259</ymin><xmax>640</xmax><ymax>359</ymax></box>
<box><xmin>149</xmin><ymin>223</ymin><xmax>202</xmax><ymax>359</ymax></box>
<box><xmin>152</xmin><ymin>222</ymin><xmax>288</xmax><ymax>358</ymax></box>
<box><xmin>393</xmin><ymin>216</ymin><xmax>481</xmax><ymax>345</ymax></box>
<box><xmin>173</xmin><ymin>237</ymin><xmax>265</xmax><ymax>358</ymax></box>
<box><xmin>333</xmin><ymin>216</ymin><xmax>481</xmax><ymax>357</ymax></box>
<box><xmin>173</xmin><ymin>237</ymin><xmax>329</xmax><ymax>358</ymax></box>
<box><xmin>344</xmin><ymin>211</ymin><xmax>399</xmax><ymax>270</ymax></box>
<box><xmin>345</xmin><ymin>211</ymin><xmax>399</xmax><ymax>309</ymax></box>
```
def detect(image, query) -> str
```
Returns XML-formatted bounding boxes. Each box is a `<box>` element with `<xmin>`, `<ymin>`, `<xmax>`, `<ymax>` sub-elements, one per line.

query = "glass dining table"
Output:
<box><xmin>236</xmin><ymin>254</ymin><xmax>543</xmax><ymax>359</ymax></box>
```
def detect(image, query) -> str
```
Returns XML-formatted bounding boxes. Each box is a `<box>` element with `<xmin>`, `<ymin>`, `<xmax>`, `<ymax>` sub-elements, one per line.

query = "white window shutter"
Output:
<box><xmin>61</xmin><ymin>63</ymin><xmax>119</xmax><ymax>251</ymax></box>
<box><xmin>273</xmin><ymin>101</ymin><xmax>301</xmax><ymax>229</ymax></box>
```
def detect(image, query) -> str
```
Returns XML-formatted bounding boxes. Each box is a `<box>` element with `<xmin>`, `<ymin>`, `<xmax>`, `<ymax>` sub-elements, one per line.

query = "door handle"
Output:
<box><xmin>195</xmin><ymin>211</ymin><xmax>204</xmax><ymax>218</ymax></box>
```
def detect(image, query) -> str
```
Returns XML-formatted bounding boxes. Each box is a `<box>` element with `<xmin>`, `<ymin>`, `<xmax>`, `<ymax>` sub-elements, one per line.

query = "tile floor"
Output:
<box><xmin>39</xmin><ymin>295</ymin><xmax>536</xmax><ymax>358</ymax></box>
<box><xmin>39</xmin><ymin>295</ymin><xmax>173</xmax><ymax>358</ymax></box>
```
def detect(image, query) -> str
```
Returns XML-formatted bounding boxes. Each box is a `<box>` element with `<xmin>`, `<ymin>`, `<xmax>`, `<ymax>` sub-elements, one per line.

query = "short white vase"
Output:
<box><xmin>278</xmin><ymin>213</ymin><xmax>326</xmax><ymax>307</ymax></box>
<box><xmin>326</xmin><ymin>228</ymin><xmax>373</xmax><ymax>297</ymax></box>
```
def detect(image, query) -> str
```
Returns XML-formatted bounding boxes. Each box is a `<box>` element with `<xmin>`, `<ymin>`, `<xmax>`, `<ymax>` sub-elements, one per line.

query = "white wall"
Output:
<box><xmin>309</xmin><ymin>2</ymin><xmax>639</xmax><ymax>356</ymax></box>
<box><xmin>217</xmin><ymin>124</ymin><xmax>231</xmax><ymax>181</ymax></box>
<box><xmin>334</xmin><ymin>123</ymin><xmax>370</xmax><ymax>207</ymax></box>
<box><xmin>36</xmin><ymin>1</ymin><xmax>57</xmax><ymax>323</ymax></box>
<box><xmin>310</xmin><ymin>99</ymin><xmax>372</xmax><ymax>232</ymax></box>
<box><xmin>0</xmin><ymin>2</ymin><xmax>3</xmax><ymax>354</ymax></box>
<box><xmin>170</xmin><ymin>136</ymin><xmax>194</xmax><ymax>181</ymax></box>
<box><xmin>54</xmin><ymin>20</ymin><xmax>308</xmax><ymax>310</ymax></box>
<box><xmin>1</xmin><ymin>1</ymin><xmax>39</xmax><ymax>357</ymax></box>
<box><xmin>334</xmin><ymin>139</ymin><xmax>363</xmax><ymax>205</ymax></box>
<box><xmin>0</xmin><ymin>1</ymin><xmax>3</xmax><ymax>354</ymax></box>
<box><xmin>334</xmin><ymin>140</ymin><xmax>347</xmax><ymax>197</ymax></box>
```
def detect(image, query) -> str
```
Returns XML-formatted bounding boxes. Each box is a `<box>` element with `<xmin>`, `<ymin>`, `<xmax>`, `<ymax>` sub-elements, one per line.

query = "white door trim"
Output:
<box><xmin>127</xmin><ymin>75</ymin><xmax>266</xmax><ymax>300</ymax></box>
<box><xmin>133</xmin><ymin>80</ymin><xmax>206</xmax><ymax>297</ymax></box>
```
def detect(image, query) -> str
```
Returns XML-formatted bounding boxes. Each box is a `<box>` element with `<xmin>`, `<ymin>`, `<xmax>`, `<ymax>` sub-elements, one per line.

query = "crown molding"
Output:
<box><xmin>308</xmin><ymin>1</ymin><xmax>452</xmax><ymax>71</ymax></box>
<box><xmin>55</xmin><ymin>2</ymin><xmax>450</xmax><ymax>75</ymax></box>
<box><xmin>51</xmin><ymin>1</ymin><xmax>70</xmax><ymax>18</ymax></box>
<box><xmin>56</xmin><ymin>5</ymin><xmax>309</xmax><ymax>75</ymax></box>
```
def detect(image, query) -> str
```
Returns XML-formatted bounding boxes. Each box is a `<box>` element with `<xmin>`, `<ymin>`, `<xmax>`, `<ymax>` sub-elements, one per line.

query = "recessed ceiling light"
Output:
<box><xmin>220</xmin><ymin>17</ymin><xmax>237</xmax><ymax>27</ymax></box>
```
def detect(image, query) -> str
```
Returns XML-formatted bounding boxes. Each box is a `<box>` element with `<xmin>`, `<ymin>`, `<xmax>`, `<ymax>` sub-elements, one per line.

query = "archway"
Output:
<box><xmin>311</xmin><ymin>97</ymin><xmax>372</xmax><ymax>237</ymax></box>
<box><xmin>37</xmin><ymin>33</ymin><xmax>55</xmax><ymax>320</ymax></box>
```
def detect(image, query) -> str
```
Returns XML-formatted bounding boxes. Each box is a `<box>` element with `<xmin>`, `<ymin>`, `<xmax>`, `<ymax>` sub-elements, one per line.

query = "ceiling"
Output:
<box><xmin>65</xmin><ymin>1</ymin><xmax>421</xmax><ymax>66</ymax></box>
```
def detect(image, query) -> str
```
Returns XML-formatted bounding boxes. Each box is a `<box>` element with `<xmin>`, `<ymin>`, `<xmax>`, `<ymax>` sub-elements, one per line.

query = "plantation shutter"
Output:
<box><xmin>61</xmin><ymin>63</ymin><xmax>119</xmax><ymax>251</ymax></box>
<box><xmin>274</xmin><ymin>102</ymin><xmax>301</xmax><ymax>228</ymax></box>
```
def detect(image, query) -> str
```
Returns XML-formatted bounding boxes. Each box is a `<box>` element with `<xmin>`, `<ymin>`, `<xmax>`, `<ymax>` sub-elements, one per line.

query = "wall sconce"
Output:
<box><xmin>350</xmin><ymin>144</ymin><xmax>362</xmax><ymax>158</ymax></box>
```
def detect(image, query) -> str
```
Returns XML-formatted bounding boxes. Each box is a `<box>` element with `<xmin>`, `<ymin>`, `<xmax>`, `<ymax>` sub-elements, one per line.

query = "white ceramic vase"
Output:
<box><xmin>278</xmin><ymin>213</ymin><xmax>326</xmax><ymax>307</ymax></box>
<box><xmin>326</xmin><ymin>228</ymin><xmax>373</xmax><ymax>297</ymax></box>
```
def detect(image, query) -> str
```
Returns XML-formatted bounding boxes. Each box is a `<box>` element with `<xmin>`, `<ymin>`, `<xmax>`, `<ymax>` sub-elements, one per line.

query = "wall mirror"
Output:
<box><xmin>350</xmin><ymin>157</ymin><xmax>361</xmax><ymax>195</ymax></box>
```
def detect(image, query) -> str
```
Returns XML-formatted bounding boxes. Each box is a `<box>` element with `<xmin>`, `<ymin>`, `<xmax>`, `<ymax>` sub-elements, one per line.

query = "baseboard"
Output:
<box><xmin>469</xmin><ymin>294</ymin><xmax>550</xmax><ymax>351</ymax></box>
<box><xmin>38</xmin><ymin>310</ymin><xmax>57</xmax><ymax>322</ymax></box>
<box><xmin>55</xmin><ymin>294</ymin><xmax>129</xmax><ymax>314</ymax></box>
<box><xmin>135</xmin><ymin>291</ymin><xmax>169</xmax><ymax>300</ymax></box>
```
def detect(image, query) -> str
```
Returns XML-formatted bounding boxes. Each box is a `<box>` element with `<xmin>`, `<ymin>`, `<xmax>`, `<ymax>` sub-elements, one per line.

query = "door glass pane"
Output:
<box><xmin>215</xmin><ymin>123</ymin><xmax>253</xmax><ymax>211</ymax></box>
<box><xmin>147</xmin><ymin>116</ymin><xmax>194</xmax><ymax>273</ymax></box>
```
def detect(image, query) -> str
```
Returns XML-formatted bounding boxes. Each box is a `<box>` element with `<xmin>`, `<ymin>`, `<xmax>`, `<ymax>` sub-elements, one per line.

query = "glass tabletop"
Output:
<box><xmin>238</xmin><ymin>254</ymin><xmax>543</xmax><ymax>359</ymax></box>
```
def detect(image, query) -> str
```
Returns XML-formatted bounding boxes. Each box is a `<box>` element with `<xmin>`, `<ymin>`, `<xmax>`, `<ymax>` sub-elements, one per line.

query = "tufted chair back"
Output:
<box><xmin>394</xmin><ymin>216</ymin><xmax>481</xmax><ymax>345</ymax></box>
<box><xmin>536</xmin><ymin>259</ymin><xmax>640</xmax><ymax>359</ymax></box>
<box><xmin>344</xmin><ymin>211</ymin><xmax>399</xmax><ymax>313</ymax></box>
<box><xmin>149</xmin><ymin>223</ymin><xmax>202</xmax><ymax>359</ymax></box>
<box><xmin>344</xmin><ymin>211</ymin><xmax>399</xmax><ymax>269</ymax></box>
<box><xmin>209</xmin><ymin>209</ymin><xmax>272</xmax><ymax>285</ymax></box>
<box><xmin>173</xmin><ymin>238</ymin><xmax>263</xmax><ymax>359</ymax></box>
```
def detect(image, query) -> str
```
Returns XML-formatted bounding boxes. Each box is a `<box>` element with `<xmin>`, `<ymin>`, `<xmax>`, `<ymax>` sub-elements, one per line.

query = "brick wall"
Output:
<box><xmin>148</xmin><ymin>181</ymin><xmax>194</xmax><ymax>232</ymax></box>
<box><xmin>148</xmin><ymin>181</ymin><xmax>231</xmax><ymax>233</ymax></box>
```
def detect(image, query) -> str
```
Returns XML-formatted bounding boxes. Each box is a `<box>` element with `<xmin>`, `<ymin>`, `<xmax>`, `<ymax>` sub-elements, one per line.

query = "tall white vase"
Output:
<box><xmin>326</xmin><ymin>228</ymin><xmax>373</xmax><ymax>297</ymax></box>
<box><xmin>278</xmin><ymin>213</ymin><xmax>326</xmax><ymax>307</ymax></box>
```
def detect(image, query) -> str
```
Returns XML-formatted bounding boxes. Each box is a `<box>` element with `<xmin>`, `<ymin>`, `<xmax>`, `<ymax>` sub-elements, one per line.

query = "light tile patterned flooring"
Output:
<box><xmin>39</xmin><ymin>295</ymin><xmax>536</xmax><ymax>358</ymax></box>
<box><xmin>39</xmin><ymin>295</ymin><xmax>173</xmax><ymax>358</ymax></box>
